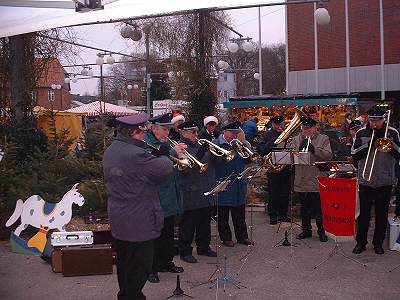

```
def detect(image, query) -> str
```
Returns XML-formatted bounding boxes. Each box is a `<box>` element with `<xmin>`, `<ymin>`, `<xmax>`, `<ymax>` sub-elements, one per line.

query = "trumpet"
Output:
<box><xmin>144</xmin><ymin>141</ymin><xmax>192</xmax><ymax>171</ymax></box>
<box><xmin>167</xmin><ymin>137</ymin><xmax>208</xmax><ymax>173</ymax></box>
<box><xmin>229</xmin><ymin>139</ymin><xmax>259</xmax><ymax>161</ymax></box>
<box><xmin>362</xmin><ymin>110</ymin><xmax>393</xmax><ymax>181</ymax></box>
<box><xmin>197</xmin><ymin>139</ymin><xmax>235</xmax><ymax>161</ymax></box>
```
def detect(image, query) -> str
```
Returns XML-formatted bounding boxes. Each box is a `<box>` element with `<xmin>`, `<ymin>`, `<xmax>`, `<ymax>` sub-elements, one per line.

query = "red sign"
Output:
<box><xmin>318</xmin><ymin>177</ymin><xmax>357</xmax><ymax>237</ymax></box>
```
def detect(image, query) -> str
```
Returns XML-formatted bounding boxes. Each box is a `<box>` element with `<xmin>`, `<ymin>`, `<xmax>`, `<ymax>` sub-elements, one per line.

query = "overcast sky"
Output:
<box><xmin>66</xmin><ymin>6</ymin><xmax>285</xmax><ymax>96</ymax></box>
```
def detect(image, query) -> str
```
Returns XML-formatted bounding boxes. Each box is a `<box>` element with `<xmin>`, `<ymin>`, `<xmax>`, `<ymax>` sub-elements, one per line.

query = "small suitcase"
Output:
<box><xmin>61</xmin><ymin>244</ymin><xmax>113</xmax><ymax>276</ymax></box>
<box><xmin>388</xmin><ymin>216</ymin><xmax>400</xmax><ymax>250</ymax></box>
<box><xmin>51</xmin><ymin>231</ymin><xmax>93</xmax><ymax>247</ymax></box>
<box><xmin>51</xmin><ymin>247</ymin><xmax>63</xmax><ymax>273</ymax></box>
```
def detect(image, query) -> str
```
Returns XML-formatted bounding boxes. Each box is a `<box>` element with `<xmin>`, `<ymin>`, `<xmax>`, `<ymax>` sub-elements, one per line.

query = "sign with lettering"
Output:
<box><xmin>318</xmin><ymin>177</ymin><xmax>357</xmax><ymax>237</ymax></box>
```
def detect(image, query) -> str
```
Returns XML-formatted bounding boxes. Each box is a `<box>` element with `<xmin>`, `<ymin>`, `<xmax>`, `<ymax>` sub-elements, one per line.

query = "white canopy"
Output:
<box><xmin>65</xmin><ymin>100</ymin><xmax>139</xmax><ymax>116</ymax></box>
<box><xmin>0</xmin><ymin>0</ymin><xmax>274</xmax><ymax>38</ymax></box>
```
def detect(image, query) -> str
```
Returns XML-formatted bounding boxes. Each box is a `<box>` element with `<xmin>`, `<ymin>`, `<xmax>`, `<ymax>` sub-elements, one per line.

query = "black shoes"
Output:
<box><xmin>148</xmin><ymin>272</ymin><xmax>160</xmax><ymax>283</ymax></box>
<box><xmin>374</xmin><ymin>245</ymin><xmax>384</xmax><ymax>255</ymax></box>
<box><xmin>270</xmin><ymin>217</ymin><xmax>278</xmax><ymax>225</ymax></box>
<box><xmin>296</xmin><ymin>231</ymin><xmax>312</xmax><ymax>239</ymax></box>
<box><xmin>318</xmin><ymin>233</ymin><xmax>328</xmax><ymax>242</ymax></box>
<box><xmin>352</xmin><ymin>243</ymin><xmax>366</xmax><ymax>254</ymax></box>
<box><xmin>237</xmin><ymin>239</ymin><xmax>254</xmax><ymax>246</ymax></box>
<box><xmin>197</xmin><ymin>249</ymin><xmax>217</xmax><ymax>257</ymax></box>
<box><xmin>159</xmin><ymin>263</ymin><xmax>184</xmax><ymax>273</ymax></box>
<box><xmin>222</xmin><ymin>240</ymin><xmax>234</xmax><ymax>247</ymax></box>
<box><xmin>180</xmin><ymin>255</ymin><xmax>198</xmax><ymax>263</ymax></box>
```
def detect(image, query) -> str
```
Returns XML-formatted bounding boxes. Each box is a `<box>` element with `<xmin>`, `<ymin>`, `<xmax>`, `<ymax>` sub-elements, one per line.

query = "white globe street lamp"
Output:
<box><xmin>87</xmin><ymin>68</ymin><xmax>93</xmax><ymax>76</ymax></box>
<box><xmin>106</xmin><ymin>55</ymin><xmax>115</xmax><ymax>64</ymax></box>
<box><xmin>81</xmin><ymin>68</ymin><xmax>89</xmax><ymax>76</ymax></box>
<box><xmin>133</xmin><ymin>84</ymin><xmax>139</xmax><ymax>89</ymax></box>
<box><xmin>64</xmin><ymin>78</ymin><xmax>70</xmax><ymax>84</ymax></box>
<box><xmin>127</xmin><ymin>84</ymin><xmax>133</xmax><ymax>90</ymax></box>
<box><xmin>96</xmin><ymin>55</ymin><xmax>104</xmax><ymax>65</ymax></box>
<box><xmin>56</xmin><ymin>84</ymin><xmax>62</xmax><ymax>90</ymax></box>
<box><xmin>130</xmin><ymin>29</ymin><xmax>142</xmax><ymax>41</ymax></box>
<box><xmin>72</xmin><ymin>77</ymin><xmax>78</xmax><ymax>83</ymax></box>
<box><xmin>242</xmin><ymin>41</ymin><xmax>254</xmax><ymax>52</ymax></box>
<box><xmin>254</xmin><ymin>73</ymin><xmax>260</xmax><ymax>80</ymax></box>
<box><xmin>227</xmin><ymin>42</ymin><xmax>239</xmax><ymax>53</ymax></box>
<box><xmin>167</xmin><ymin>71</ymin><xmax>175</xmax><ymax>79</ymax></box>
<box><xmin>315</xmin><ymin>7</ymin><xmax>331</xmax><ymax>26</ymax></box>
<box><xmin>120</xmin><ymin>25</ymin><xmax>133</xmax><ymax>38</ymax></box>
<box><xmin>51</xmin><ymin>83</ymin><xmax>56</xmax><ymax>90</ymax></box>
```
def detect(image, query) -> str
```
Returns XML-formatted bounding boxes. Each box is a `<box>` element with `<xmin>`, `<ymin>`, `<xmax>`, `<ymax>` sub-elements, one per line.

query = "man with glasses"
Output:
<box><xmin>177</xmin><ymin>120</ymin><xmax>217</xmax><ymax>263</ymax></box>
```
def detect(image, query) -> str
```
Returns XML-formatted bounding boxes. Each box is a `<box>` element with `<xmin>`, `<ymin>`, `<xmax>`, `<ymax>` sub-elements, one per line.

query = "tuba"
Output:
<box><xmin>262</xmin><ymin>109</ymin><xmax>306</xmax><ymax>172</ymax></box>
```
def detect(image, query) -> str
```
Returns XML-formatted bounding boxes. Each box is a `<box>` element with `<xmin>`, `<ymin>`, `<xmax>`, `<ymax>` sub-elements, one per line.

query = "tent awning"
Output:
<box><xmin>65</xmin><ymin>101</ymin><xmax>138</xmax><ymax>116</ymax></box>
<box><xmin>223</xmin><ymin>97</ymin><xmax>358</xmax><ymax>109</ymax></box>
<box><xmin>0</xmin><ymin>0</ymin><xmax>279</xmax><ymax>38</ymax></box>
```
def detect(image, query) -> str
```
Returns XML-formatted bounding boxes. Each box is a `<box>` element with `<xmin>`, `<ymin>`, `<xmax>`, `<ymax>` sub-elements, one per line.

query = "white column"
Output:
<box><xmin>345</xmin><ymin>0</ymin><xmax>350</xmax><ymax>94</ymax></box>
<box><xmin>313</xmin><ymin>2</ymin><xmax>319</xmax><ymax>94</ymax></box>
<box><xmin>258</xmin><ymin>6</ymin><xmax>263</xmax><ymax>96</ymax></box>
<box><xmin>379</xmin><ymin>0</ymin><xmax>385</xmax><ymax>100</ymax></box>
<box><xmin>285</xmin><ymin>3</ymin><xmax>289</xmax><ymax>94</ymax></box>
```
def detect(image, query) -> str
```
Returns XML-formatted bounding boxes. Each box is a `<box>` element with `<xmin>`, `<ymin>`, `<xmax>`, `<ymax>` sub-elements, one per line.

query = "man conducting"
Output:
<box><xmin>291</xmin><ymin>116</ymin><xmax>332</xmax><ymax>242</ymax></box>
<box><xmin>258</xmin><ymin>115</ymin><xmax>291</xmax><ymax>225</ymax></box>
<box><xmin>145</xmin><ymin>113</ymin><xmax>186</xmax><ymax>283</ymax></box>
<box><xmin>351</xmin><ymin>107</ymin><xmax>400</xmax><ymax>255</ymax></box>
<box><xmin>177</xmin><ymin>120</ymin><xmax>217</xmax><ymax>263</ymax></box>
<box><xmin>103</xmin><ymin>113</ymin><xmax>174</xmax><ymax>300</ymax></box>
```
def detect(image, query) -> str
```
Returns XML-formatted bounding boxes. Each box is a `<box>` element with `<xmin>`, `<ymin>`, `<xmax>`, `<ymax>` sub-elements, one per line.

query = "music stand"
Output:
<box><xmin>195</xmin><ymin>174</ymin><xmax>245</xmax><ymax>291</ymax></box>
<box><xmin>313</xmin><ymin>236</ymin><xmax>366</xmax><ymax>269</ymax></box>
<box><xmin>165</xmin><ymin>275</ymin><xmax>194</xmax><ymax>299</ymax></box>
<box><xmin>271</xmin><ymin>149</ymin><xmax>310</xmax><ymax>249</ymax></box>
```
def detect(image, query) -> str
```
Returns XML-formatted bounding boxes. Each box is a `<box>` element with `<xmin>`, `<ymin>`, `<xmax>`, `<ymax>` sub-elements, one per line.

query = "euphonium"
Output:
<box><xmin>262</xmin><ymin>108</ymin><xmax>306</xmax><ymax>173</ymax></box>
<box><xmin>197</xmin><ymin>139</ymin><xmax>235</xmax><ymax>161</ymax></box>
<box><xmin>167</xmin><ymin>138</ymin><xmax>208</xmax><ymax>173</ymax></box>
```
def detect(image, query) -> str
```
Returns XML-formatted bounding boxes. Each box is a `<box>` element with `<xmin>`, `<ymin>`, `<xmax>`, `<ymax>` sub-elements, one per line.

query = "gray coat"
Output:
<box><xmin>291</xmin><ymin>132</ymin><xmax>332</xmax><ymax>192</ymax></box>
<box><xmin>103</xmin><ymin>135</ymin><xmax>173</xmax><ymax>242</ymax></box>
<box><xmin>351</xmin><ymin>125</ymin><xmax>400</xmax><ymax>188</ymax></box>
<box><xmin>177</xmin><ymin>137</ymin><xmax>215</xmax><ymax>211</ymax></box>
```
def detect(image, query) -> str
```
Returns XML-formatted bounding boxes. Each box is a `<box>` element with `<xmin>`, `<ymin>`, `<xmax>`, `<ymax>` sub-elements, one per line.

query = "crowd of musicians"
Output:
<box><xmin>102</xmin><ymin>106</ymin><xmax>400</xmax><ymax>300</ymax></box>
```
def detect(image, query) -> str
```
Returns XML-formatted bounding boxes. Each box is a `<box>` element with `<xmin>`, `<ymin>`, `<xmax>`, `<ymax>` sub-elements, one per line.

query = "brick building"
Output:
<box><xmin>286</xmin><ymin>0</ymin><xmax>400</xmax><ymax>100</ymax></box>
<box><xmin>35</xmin><ymin>58</ymin><xmax>71</xmax><ymax>110</ymax></box>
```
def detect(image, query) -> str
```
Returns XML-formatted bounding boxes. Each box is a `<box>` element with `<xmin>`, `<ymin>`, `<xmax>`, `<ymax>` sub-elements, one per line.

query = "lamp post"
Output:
<box><xmin>51</xmin><ymin>83</ymin><xmax>62</xmax><ymax>110</ymax></box>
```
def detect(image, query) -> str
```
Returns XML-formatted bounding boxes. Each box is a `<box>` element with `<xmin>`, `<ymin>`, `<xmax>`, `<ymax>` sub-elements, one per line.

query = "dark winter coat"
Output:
<box><xmin>212</xmin><ymin>134</ymin><xmax>251</xmax><ymax>207</ymax></box>
<box><xmin>144</xmin><ymin>131</ymin><xmax>183</xmax><ymax>218</ymax></box>
<box><xmin>199</xmin><ymin>127</ymin><xmax>221</xmax><ymax>141</ymax></box>
<box><xmin>103</xmin><ymin>134</ymin><xmax>173</xmax><ymax>242</ymax></box>
<box><xmin>177</xmin><ymin>137</ymin><xmax>215</xmax><ymax>211</ymax></box>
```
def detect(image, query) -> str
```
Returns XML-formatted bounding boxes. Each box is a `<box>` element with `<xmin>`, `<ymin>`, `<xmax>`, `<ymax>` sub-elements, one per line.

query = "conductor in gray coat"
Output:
<box><xmin>103</xmin><ymin>113</ymin><xmax>174</xmax><ymax>300</ymax></box>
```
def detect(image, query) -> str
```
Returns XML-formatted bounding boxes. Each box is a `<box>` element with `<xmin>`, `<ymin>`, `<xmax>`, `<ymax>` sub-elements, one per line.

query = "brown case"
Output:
<box><xmin>51</xmin><ymin>247</ymin><xmax>62</xmax><ymax>273</ymax></box>
<box><xmin>61</xmin><ymin>244</ymin><xmax>113</xmax><ymax>277</ymax></box>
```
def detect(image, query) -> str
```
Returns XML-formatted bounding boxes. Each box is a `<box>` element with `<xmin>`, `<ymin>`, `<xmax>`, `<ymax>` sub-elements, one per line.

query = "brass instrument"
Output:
<box><xmin>144</xmin><ymin>141</ymin><xmax>191</xmax><ymax>171</ymax></box>
<box><xmin>229</xmin><ymin>139</ymin><xmax>259</xmax><ymax>161</ymax></box>
<box><xmin>167</xmin><ymin>137</ymin><xmax>208</xmax><ymax>173</ymax></box>
<box><xmin>301</xmin><ymin>136</ymin><xmax>312</xmax><ymax>152</ymax></box>
<box><xmin>197</xmin><ymin>138</ymin><xmax>235</xmax><ymax>161</ymax></box>
<box><xmin>362</xmin><ymin>110</ymin><xmax>393</xmax><ymax>181</ymax></box>
<box><xmin>262</xmin><ymin>109</ymin><xmax>307</xmax><ymax>172</ymax></box>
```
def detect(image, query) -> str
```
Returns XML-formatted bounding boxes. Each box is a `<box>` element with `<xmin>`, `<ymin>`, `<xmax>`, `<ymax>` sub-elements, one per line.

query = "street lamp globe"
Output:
<box><xmin>254</xmin><ymin>73</ymin><xmax>260</xmax><ymax>80</ymax></box>
<box><xmin>142</xmin><ymin>23</ymin><xmax>152</xmax><ymax>35</ymax></box>
<box><xmin>87</xmin><ymin>68</ymin><xmax>93</xmax><ymax>76</ymax></box>
<box><xmin>130</xmin><ymin>29</ymin><xmax>142</xmax><ymax>41</ymax></box>
<box><xmin>242</xmin><ymin>41</ymin><xmax>254</xmax><ymax>52</ymax></box>
<box><xmin>227</xmin><ymin>42</ymin><xmax>239</xmax><ymax>53</ymax></box>
<box><xmin>167</xmin><ymin>71</ymin><xmax>175</xmax><ymax>79</ymax></box>
<box><xmin>315</xmin><ymin>7</ymin><xmax>330</xmax><ymax>26</ymax></box>
<box><xmin>133</xmin><ymin>84</ymin><xmax>139</xmax><ymax>89</ymax></box>
<box><xmin>120</xmin><ymin>25</ymin><xmax>133</xmax><ymax>38</ymax></box>
<box><xmin>51</xmin><ymin>84</ymin><xmax>57</xmax><ymax>90</ymax></box>
<box><xmin>64</xmin><ymin>78</ymin><xmax>70</xmax><ymax>84</ymax></box>
<box><xmin>72</xmin><ymin>77</ymin><xmax>78</xmax><ymax>83</ymax></box>
<box><xmin>106</xmin><ymin>55</ymin><xmax>115</xmax><ymax>64</ymax></box>
<box><xmin>56</xmin><ymin>84</ymin><xmax>62</xmax><ymax>90</ymax></box>
<box><xmin>81</xmin><ymin>68</ymin><xmax>89</xmax><ymax>76</ymax></box>
<box><xmin>218</xmin><ymin>60</ymin><xmax>227</xmax><ymax>69</ymax></box>
<box><xmin>127</xmin><ymin>84</ymin><xmax>133</xmax><ymax>90</ymax></box>
<box><xmin>96</xmin><ymin>55</ymin><xmax>104</xmax><ymax>65</ymax></box>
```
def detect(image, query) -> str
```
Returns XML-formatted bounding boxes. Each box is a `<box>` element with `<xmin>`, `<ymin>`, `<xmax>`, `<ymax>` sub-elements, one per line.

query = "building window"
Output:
<box><xmin>223</xmin><ymin>90</ymin><xmax>229</xmax><ymax>99</ymax></box>
<box><xmin>48</xmin><ymin>90</ymin><xmax>55</xmax><ymax>102</ymax></box>
<box><xmin>223</xmin><ymin>74</ymin><xmax>228</xmax><ymax>81</ymax></box>
<box><xmin>31</xmin><ymin>90</ymin><xmax>37</xmax><ymax>102</ymax></box>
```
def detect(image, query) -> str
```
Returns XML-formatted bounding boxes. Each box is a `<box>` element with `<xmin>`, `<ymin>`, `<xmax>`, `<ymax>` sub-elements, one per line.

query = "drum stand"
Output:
<box><xmin>313</xmin><ymin>237</ymin><xmax>366</xmax><ymax>269</ymax></box>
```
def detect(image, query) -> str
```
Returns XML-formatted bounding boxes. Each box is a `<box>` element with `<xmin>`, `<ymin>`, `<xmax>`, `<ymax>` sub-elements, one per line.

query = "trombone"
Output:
<box><xmin>229</xmin><ymin>139</ymin><xmax>259</xmax><ymax>161</ymax></box>
<box><xmin>362</xmin><ymin>110</ymin><xmax>393</xmax><ymax>181</ymax></box>
<box><xmin>144</xmin><ymin>141</ymin><xmax>192</xmax><ymax>171</ymax></box>
<box><xmin>167</xmin><ymin>137</ymin><xmax>208</xmax><ymax>173</ymax></box>
<box><xmin>197</xmin><ymin>138</ymin><xmax>235</xmax><ymax>161</ymax></box>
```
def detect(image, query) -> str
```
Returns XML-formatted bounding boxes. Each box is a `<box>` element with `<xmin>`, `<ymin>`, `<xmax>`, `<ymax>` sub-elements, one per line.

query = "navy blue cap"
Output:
<box><xmin>301</xmin><ymin>116</ymin><xmax>318</xmax><ymax>128</ymax></box>
<box><xmin>149</xmin><ymin>113</ymin><xmax>173</xmax><ymax>126</ymax></box>
<box><xmin>349</xmin><ymin>119</ymin><xmax>362</xmax><ymax>130</ymax></box>
<box><xmin>178</xmin><ymin>120</ymin><xmax>199</xmax><ymax>131</ymax></box>
<box><xmin>115</xmin><ymin>113</ymin><xmax>150</xmax><ymax>129</ymax></box>
<box><xmin>271</xmin><ymin>115</ymin><xmax>284</xmax><ymax>124</ymax></box>
<box><xmin>367</xmin><ymin>107</ymin><xmax>386</xmax><ymax>120</ymax></box>
<box><xmin>222</xmin><ymin>121</ymin><xmax>241</xmax><ymax>131</ymax></box>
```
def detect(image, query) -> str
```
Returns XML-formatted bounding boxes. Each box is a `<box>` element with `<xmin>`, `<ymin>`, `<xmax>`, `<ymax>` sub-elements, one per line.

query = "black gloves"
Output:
<box><xmin>152</xmin><ymin>143</ymin><xmax>170</xmax><ymax>157</ymax></box>
<box><xmin>196</xmin><ymin>143</ymin><xmax>208</xmax><ymax>160</ymax></box>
